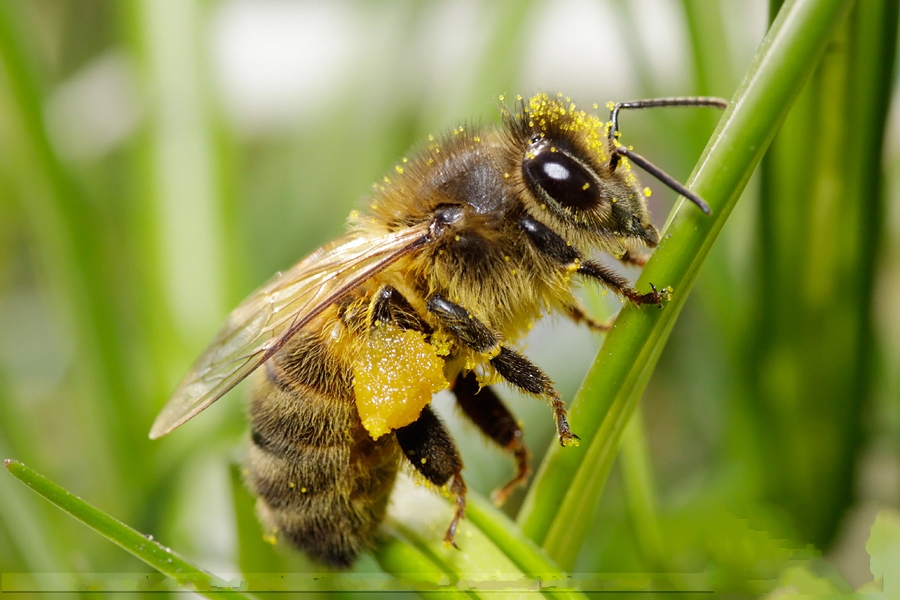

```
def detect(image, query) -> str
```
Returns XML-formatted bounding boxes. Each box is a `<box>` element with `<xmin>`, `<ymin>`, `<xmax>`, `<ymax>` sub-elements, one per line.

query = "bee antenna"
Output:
<box><xmin>613</xmin><ymin>146</ymin><xmax>712</xmax><ymax>215</ymax></box>
<box><xmin>607</xmin><ymin>96</ymin><xmax>728</xmax><ymax>141</ymax></box>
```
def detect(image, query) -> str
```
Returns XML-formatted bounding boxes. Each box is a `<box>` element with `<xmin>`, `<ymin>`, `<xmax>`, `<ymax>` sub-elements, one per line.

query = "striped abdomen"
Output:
<box><xmin>245</xmin><ymin>314</ymin><xmax>401</xmax><ymax>567</ymax></box>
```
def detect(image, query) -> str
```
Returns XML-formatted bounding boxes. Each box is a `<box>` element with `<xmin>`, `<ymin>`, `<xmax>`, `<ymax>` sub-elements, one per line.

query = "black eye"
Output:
<box><xmin>524</xmin><ymin>146</ymin><xmax>601</xmax><ymax>211</ymax></box>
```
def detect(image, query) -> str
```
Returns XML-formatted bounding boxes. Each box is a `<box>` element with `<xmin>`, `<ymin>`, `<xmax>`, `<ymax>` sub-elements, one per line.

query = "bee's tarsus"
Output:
<box><xmin>624</xmin><ymin>282</ymin><xmax>666</xmax><ymax>307</ymax></box>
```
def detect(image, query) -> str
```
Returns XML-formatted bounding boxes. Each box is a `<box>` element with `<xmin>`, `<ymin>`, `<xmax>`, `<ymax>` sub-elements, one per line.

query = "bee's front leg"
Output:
<box><xmin>426</xmin><ymin>295</ymin><xmax>579</xmax><ymax>447</ymax></box>
<box><xmin>394</xmin><ymin>405</ymin><xmax>467</xmax><ymax>547</ymax></box>
<box><xmin>518</xmin><ymin>215</ymin><xmax>663</xmax><ymax>306</ymax></box>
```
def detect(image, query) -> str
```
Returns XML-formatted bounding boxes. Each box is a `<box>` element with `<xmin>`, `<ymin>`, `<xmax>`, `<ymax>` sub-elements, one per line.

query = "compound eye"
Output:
<box><xmin>524</xmin><ymin>147</ymin><xmax>602</xmax><ymax>211</ymax></box>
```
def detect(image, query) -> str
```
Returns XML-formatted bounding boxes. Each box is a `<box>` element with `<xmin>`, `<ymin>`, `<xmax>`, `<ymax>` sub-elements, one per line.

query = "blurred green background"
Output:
<box><xmin>1</xmin><ymin>0</ymin><xmax>898</xmax><ymax>594</ymax></box>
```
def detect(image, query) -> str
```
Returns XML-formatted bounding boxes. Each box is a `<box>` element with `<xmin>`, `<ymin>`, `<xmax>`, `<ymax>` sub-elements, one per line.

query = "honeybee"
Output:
<box><xmin>150</xmin><ymin>92</ymin><xmax>726</xmax><ymax>567</ymax></box>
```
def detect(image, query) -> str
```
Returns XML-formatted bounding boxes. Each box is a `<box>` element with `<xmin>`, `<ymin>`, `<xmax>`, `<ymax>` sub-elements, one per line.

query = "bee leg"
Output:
<box><xmin>518</xmin><ymin>215</ymin><xmax>663</xmax><ymax>306</ymax></box>
<box><xmin>427</xmin><ymin>295</ymin><xmax>578</xmax><ymax>447</ymax></box>
<box><xmin>563</xmin><ymin>300</ymin><xmax>613</xmax><ymax>333</ymax></box>
<box><xmin>370</xmin><ymin>284</ymin><xmax>429</xmax><ymax>332</ymax></box>
<box><xmin>452</xmin><ymin>371</ymin><xmax>530</xmax><ymax>505</ymax></box>
<box><xmin>395</xmin><ymin>405</ymin><xmax>467</xmax><ymax>547</ymax></box>
<box><xmin>577</xmin><ymin>260</ymin><xmax>665</xmax><ymax>306</ymax></box>
<box><xmin>618</xmin><ymin>248</ymin><xmax>649</xmax><ymax>268</ymax></box>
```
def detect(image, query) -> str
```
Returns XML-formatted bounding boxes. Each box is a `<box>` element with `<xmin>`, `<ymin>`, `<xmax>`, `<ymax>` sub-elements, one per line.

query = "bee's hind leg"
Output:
<box><xmin>452</xmin><ymin>372</ymin><xmax>530</xmax><ymax>506</ymax></box>
<box><xmin>395</xmin><ymin>405</ymin><xmax>467</xmax><ymax>547</ymax></box>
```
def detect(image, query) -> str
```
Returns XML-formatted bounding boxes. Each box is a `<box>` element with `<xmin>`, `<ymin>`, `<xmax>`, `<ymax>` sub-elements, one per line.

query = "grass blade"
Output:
<box><xmin>4</xmin><ymin>460</ymin><xmax>250</xmax><ymax>599</ymax></box>
<box><xmin>517</xmin><ymin>0</ymin><xmax>855</xmax><ymax>569</ymax></box>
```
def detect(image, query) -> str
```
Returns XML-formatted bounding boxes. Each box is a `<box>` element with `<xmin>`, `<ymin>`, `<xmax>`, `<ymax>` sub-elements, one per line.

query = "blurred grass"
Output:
<box><xmin>1</xmin><ymin>0</ymin><xmax>898</xmax><ymax>596</ymax></box>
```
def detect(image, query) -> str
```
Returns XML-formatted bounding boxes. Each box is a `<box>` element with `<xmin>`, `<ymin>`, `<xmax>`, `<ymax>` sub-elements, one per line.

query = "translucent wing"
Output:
<box><xmin>149</xmin><ymin>223</ymin><xmax>433</xmax><ymax>439</ymax></box>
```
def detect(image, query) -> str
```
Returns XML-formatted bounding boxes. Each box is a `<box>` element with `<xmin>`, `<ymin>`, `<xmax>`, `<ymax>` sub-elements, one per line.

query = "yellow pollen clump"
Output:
<box><xmin>420</xmin><ymin>458</ymin><xmax>427</xmax><ymax>465</ymax></box>
<box><xmin>288</xmin><ymin>482</ymin><xmax>296</xmax><ymax>489</ymax></box>
<box><xmin>643</xmin><ymin>187</ymin><xmax>652</xmax><ymax>197</ymax></box>
<box><xmin>395</xmin><ymin>165</ymin><xmax>404</xmax><ymax>174</ymax></box>
<box><xmin>301</xmin><ymin>487</ymin><xmax>307</xmax><ymax>493</ymax></box>
<box><xmin>582</xmin><ymin>182</ymin><xmax>590</xmax><ymax>190</ymax></box>
<box><xmin>353</xmin><ymin>324</ymin><xmax>448</xmax><ymax>439</ymax></box>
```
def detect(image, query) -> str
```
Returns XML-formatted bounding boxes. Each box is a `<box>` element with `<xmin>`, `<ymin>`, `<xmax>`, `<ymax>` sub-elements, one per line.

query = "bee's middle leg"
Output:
<box><xmin>427</xmin><ymin>295</ymin><xmax>578</xmax><ymax>447</ymax></box>
<box><xmin>452</xmin><ymin>371</ymin><xmax>530</xmax><ymax>505</ymax></box>
<box><xmin>394</xmin><ymin>405</ymin><xmax>467</xmax><ymax>546</ymax></box>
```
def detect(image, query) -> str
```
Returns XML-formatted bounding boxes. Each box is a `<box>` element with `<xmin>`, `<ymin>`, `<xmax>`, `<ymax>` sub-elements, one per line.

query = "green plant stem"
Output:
<box><xmin>747</xmin><ymin>0</ymin><xmax>898</xmax><ymax>547</ymax></box>
<box><xmin>464</xmin><ymin>494</ymin><xmax>587</xmax><ymax>600</ymax></box>
<box><xmin>517</xmin><ymin>0</ymin><xmax>855</xmax><ymax>570</ymax></box>
<box><xmin>619</xmin><ymin>407</ymin><xmax>665</xmax><ymax>569</ymax></box>
<box><xmin>4</xmin><ymin>460</ymin><xmax>249</xmax><ymax>599</ymax></box>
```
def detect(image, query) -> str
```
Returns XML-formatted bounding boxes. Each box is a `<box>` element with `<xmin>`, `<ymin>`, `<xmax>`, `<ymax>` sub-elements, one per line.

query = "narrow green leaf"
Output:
<box><xmin>517</xmin><ymin>0</ymin><xmax>855</xmax><ymax>569</ymax></box>
<box><xmin>377</xmin><ymin>480</ymin><xmax>565</xmax><ymax>599</ymax></box>
<box><xmin>4</xmin><ymin>460</ymin><xmax>250</xmax><ymax>599</ymax></box>
<box><xmin>464</xmin><ymin>494</ymin><xmax>587</xmax><ymax>600</ymax></box>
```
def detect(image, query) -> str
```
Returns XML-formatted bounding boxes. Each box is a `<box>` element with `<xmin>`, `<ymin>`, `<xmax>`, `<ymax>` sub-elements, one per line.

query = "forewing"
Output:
<box><xmin>149</xmin><ymin>224</ymin><xmax>433</xmax><ymax>439</ymax></box>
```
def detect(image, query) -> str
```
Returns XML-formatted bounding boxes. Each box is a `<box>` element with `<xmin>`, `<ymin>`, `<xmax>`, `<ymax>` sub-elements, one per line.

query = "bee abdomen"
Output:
<box><xmin>246</xmin><ymin>328</ymin><xmax>400</xmax><ymax>567</ymax></box>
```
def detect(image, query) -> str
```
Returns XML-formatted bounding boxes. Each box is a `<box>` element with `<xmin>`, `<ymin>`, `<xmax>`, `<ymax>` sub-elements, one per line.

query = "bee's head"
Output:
<box><xmin>505</xmin><ymin>93</ymin><xmax>659</xmax><ymax>252</ymax></box>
